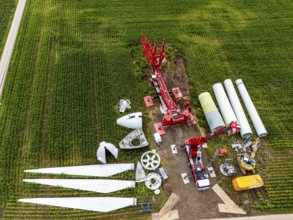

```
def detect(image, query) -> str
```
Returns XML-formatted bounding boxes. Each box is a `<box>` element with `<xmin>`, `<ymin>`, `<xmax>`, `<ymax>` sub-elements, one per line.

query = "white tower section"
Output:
<box><xmin>212</xmin><ymin>83</ymin><xmax>238</xmax><ymax>125</ymax></box>
<box><xmin>224</xmin><ymin>79</ymin><xmax>252</xmax><ymax>138</ymax></box>
<box><xmin>235</xmin><ymin>79</ymin><xmax>268</xmax><ymax>137</ymax></box>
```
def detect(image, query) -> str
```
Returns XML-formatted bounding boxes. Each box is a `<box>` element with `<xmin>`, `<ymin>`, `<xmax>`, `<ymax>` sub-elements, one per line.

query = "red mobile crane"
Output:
<box><xmin>140</xmin><ymin>35</ymin><xmax>195</xmax><ymax>132</ymax></box>
<box><xmin>183</xmin><ymin>121</ymin><xmax>239</xmax><ymax>190</ymax></box>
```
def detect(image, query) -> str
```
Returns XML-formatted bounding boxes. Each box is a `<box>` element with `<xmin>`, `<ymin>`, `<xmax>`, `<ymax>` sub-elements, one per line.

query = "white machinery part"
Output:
<box><xmin>231</xmin><ymin>142</ymin><xmax>243</xmax><ymax>152</ymax></box>
<box><xmin>145</xmin><ymin>173</ymin><xmax>162</xmax><ymax>190</ymax></box>
<box><xmin>198</xmin><ymin>92</ymin><xmax>225</xmax><ymax>132</ymax></box>
<box><xmin>18</xmin><ymin>197</ymin><xmax>137</xmax><ymax>212</ymax></box>
<box><xmin>235</xmin><ymin>79</ymin><xmax>268</xmax><ymax>137</ymax></box>
<box><xmin>170</xmin><ymin>144</ymin><xmax>178</xmax><ymax>154</ymax></box>
<box><xmin>141</xmin><ymin>150</ymin><xmax>161</xmax><ymax>170</ymax></box>
<box><xmin>181</xmin><ymin>173</ymin><xmax>190</xmax><ymax>184</ymax></box>
<box><xmin>242</xmin><ymin>140</ymin><xmax>252</xmax><ymax>151</ymax></box>
<box><xmin>97</xmin><ymin>141</ymin><xmax>119</xmax><ymax>164</ymax></box>
<box><xmin>135</xmin><ymin>161</ymin><xmax>147</xmax><ymax>182</ymax></box>
<box><xmin>161</xmin><ymin>58</ymin><xmax>167</xmax><ymax>66</ymax></box>
<box><xmin>23</xmin><ymin>179</ymin><xmax>135</xmax><ymax>193</ymax></box>
<box><xmin>153</xmin><ymin>133</ymin><xmax>162</xmax><ymax>145</ymax></box>
<box><xmin>119</xmin><ymin>128</ymin><xmax>149</xmax><ymax>149</ymax></box>
<box><xmin>224</xmin><ymin>79</ymin><xmax>252</xmax><ymax>138</ymax></box>
<box><xmin>212</xmin><ymin>83</ymin><xmax>238</xmax><ymax>126</ymax></box>
<box><xmin>24</xmin><ymin>163</ymin><xmax>135</xmax><ymax>177</ymax></box>
<box><xmin>207</xmin><ymin>167</ymin><xmax>216</xmax><ymax>178</ymax></box>
<box><xmin>154</xmin><ymin>189</ymin><xmax>161</xmax><ymax>195</ymax></box>
<box><xmin>220</xmin><ymin>163</ymin><xmax>236</xmax><ymax>177</ymax></box>
<box><xmin>116</xmin><ymin>112</ymin><xmax>142</xmax><ymax>129</ymax></box>
<box><xmin>118</xmin><ymin>99</ymin><xmax>131</xmax><ymax>113</ymax></box>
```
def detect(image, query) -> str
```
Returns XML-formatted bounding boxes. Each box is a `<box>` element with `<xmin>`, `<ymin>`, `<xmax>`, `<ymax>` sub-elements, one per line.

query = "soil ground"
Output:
<box><xmin>150</xmin><ymin>55</ymin><xmax>246</xmax><ymax>219</ymax></box>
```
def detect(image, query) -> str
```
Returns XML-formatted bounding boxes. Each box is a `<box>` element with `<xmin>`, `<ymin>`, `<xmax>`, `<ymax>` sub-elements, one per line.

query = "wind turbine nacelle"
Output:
<box><xmin>117</xmin><ymin>112</ymin><xmax>142</xmax><ymax>129</ymax></box>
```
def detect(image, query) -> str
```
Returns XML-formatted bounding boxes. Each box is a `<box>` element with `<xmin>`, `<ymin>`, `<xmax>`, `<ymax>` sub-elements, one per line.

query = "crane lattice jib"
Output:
<box><xmin>140</xmin><ymin>35</ymin><xmax>180</xmax><ymax>113</ymax></box>
<box><xmin>154</xmin><ymin>68</ymin><xmax>178</xmax><ymax>112</ymax></box>
<box><xmin>140</xmin><ymin>35</ymin><xmax>156</xmax><ymax>68</ymax></box>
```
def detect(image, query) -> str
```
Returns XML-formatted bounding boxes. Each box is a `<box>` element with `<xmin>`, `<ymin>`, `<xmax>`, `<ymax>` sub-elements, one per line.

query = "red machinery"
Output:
<box><xmin>140</xmin><ymin>35</ymin><xmax>195</xmax><ymax>132</ymax></box>
<box><xmin>183</xmin><ymin>121</ymin><xmax>239</xmax><ymax>190</ymax></box>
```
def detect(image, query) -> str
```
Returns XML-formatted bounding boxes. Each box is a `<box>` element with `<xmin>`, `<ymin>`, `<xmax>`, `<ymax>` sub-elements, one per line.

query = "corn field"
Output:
<box><xmin>0</xmin><ymin>0</ymin><xmax>292</xmax><ymax>218</ymax></box>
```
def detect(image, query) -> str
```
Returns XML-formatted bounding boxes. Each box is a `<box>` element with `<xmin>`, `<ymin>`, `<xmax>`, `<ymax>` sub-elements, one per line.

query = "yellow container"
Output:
<box><xmin>232</xmin><ymin>174</ymin><xmax>263</xmax><ymax>191</ymax></box>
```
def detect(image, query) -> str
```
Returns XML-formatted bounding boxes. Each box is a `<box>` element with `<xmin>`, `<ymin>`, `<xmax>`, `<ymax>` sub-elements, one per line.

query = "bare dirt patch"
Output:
<box><xmin>163</xmin><ymin>54</ymin><xmax>190</xmax><ymax>99</ymax></box>
<box><xmin>173</xmin><ymin>53</ymin><xmax>191</xmax><ymax>98</ymax></box>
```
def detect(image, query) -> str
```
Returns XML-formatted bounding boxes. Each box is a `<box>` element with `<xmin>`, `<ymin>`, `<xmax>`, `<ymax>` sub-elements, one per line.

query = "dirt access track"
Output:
<box><xmin>150</xmin><ymin>55</ymin><xmax>245</xmax><ymax>220</ymax></box>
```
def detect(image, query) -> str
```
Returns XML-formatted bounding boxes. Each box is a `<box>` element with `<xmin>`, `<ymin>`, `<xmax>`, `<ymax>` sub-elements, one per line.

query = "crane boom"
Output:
<box><xmin>185</xmin><ymin>121</ymin><xmax>239</xmax><ymax>158</ymax></box>
<box><xmin>140</xmin><ymin>35</ymin><xmax>178</xmax><ymax>111</ymax></box>
<box><xmin>140</xmin><ymin>35</ymin><xmax>194</xmax><ymax>127</ymax></box>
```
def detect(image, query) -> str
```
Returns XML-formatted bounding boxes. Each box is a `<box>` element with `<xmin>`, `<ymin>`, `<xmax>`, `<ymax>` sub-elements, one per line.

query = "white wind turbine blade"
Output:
<box><xmin>18</xmin><ymin>197</ymin><xmax>137</xmax><ymax>212</ymax></box>
<box><xmin>23</xmin><ymin>179</ymin><xmax>135</xmax><ymax>193</ymax></box>
<box><xmin>24</xmin><ymin>163</ymin><xmax>134</xmax><ymax>177</ymax></box>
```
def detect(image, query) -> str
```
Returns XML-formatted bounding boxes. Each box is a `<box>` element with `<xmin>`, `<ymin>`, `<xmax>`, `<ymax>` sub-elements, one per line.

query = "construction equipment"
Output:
<box><xmin>233</xmin><ymin>138</ymin><xmax>264</xmax><ymax>191</ymax></box>
<box><xmin>241</xmin><ymin>136</ymin><xmax>252</xmax><ymax>151</ymax></box>
<box><xmin>138</xmin><ymin>202</ymin><xmax>152</xmax><ymax>213</ymax></box>
<box><xmin>207</xmin><ymin>149</ymin><xmax>233</xmax><ymax>177</ymax></box>
<box><xmin>153</xmin><ymin>133</ymin><xmax>162</xmax><ymax>146</ymax></box>
<box><xmin>215</xmin><ymin>148</ymin><xmax>228</xmax><ymax>156</ymax></box>
<box><xmin>236</xmin><ymin>138</ymin><xmax>260</xmax><ymax>175</ymax></box>
<box><xmin>208</xmin><ymin>148</ymin><xmax>228</xmax><ymax>165</ymax></box>
<box><xmin>158</xmin><ymin>167</ymin><xmax>168</xmax><ymax>180</ymax></box>
<box><xmin>183</xmin><ymin>121</ymin><xmax>239</xmax><ymax>190</ymax></box>
<box><xmin>140</xmin><ymin>35</ymin><xmax>196</xmax><ymax>132</ymax></box>
<box><xmin>220</xmin><ymin>160</ymin><xmax>236</xmax><ymax>177</ymax></box>
<box><xmin>117</xmin><ymin>99</ymin><xmax>131</xmax><ymax>113</ymax></box>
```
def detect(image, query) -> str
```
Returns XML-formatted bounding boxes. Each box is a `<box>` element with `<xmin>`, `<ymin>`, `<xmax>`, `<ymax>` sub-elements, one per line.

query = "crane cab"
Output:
<box><xmin>197</xmin><ymin>179</ymin><xmax>210</xmax><ymax>191</ymax></box>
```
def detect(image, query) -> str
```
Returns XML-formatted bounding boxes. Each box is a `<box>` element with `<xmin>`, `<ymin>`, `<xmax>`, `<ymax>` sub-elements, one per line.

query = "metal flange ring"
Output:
<box><xmin>145</xmin><ymin>173</ymin><xmax>162</xmax><ymax>190</ymax></box>
<box><xmin>140</xmin><ymin>151</ymin><xmax>161</xmax><ymax>170</ymax></box>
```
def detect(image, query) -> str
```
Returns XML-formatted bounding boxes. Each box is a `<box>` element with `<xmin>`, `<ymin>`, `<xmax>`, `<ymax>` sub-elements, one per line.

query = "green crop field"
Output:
<box><xmin>0</xmin><ymin>0</ymin><xmax>292</xmax><ymax>218</ymax></box>
<box><xmin>0</xmin><ymin>0</ymin><xmax>16</xmax><ymax>55</ymax></box>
